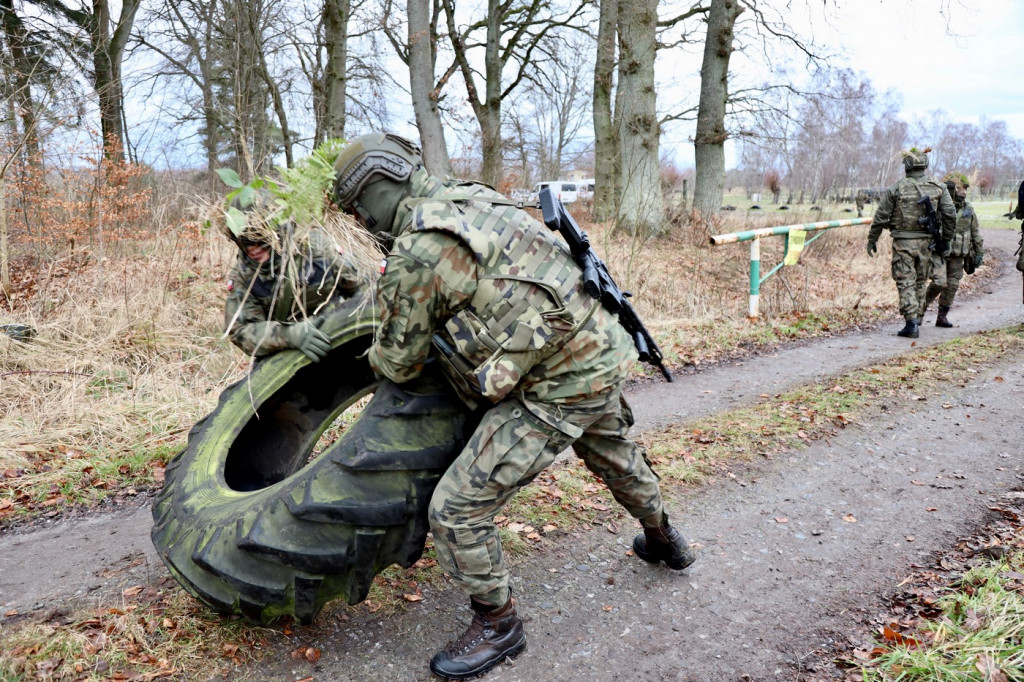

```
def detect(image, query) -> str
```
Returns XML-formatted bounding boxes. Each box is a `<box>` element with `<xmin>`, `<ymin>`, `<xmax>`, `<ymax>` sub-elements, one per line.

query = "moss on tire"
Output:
<box><xmin>151</xmin><ymin>297</ymin><xmax>477</xmax><ymax>624</ymax></box>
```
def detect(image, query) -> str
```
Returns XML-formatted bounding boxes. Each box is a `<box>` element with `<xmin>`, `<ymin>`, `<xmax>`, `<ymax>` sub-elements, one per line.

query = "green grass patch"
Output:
<box><xmin>859</xmin><ymin>547</ymin><xmax>1024</xmax><ymax>681</ymax></box>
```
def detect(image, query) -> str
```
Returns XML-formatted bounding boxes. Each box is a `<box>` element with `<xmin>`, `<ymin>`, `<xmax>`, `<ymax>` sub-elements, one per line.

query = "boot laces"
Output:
<box><xmin>447</xmin><ymin>611</ymin><xmax>490</xmax><ymax>654</ymax></box>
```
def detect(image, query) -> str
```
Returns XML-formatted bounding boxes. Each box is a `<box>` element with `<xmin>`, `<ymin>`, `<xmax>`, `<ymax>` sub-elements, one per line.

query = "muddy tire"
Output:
<box><xmin>151</xmin><ymin>297</ymin><xmax>477</xmax><ymax>624</ymax></box>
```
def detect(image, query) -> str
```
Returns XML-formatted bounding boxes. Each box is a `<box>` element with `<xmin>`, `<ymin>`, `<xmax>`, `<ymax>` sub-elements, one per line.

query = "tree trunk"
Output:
<box><xmin>616</xmin><ymin>0</ymin><xmax>661</xmax><ymax>235</ymax></box>
<box><xmin>592</xmin><ymin>0</ymin><xmax>617</xmax><ymax>221</ymax></box>
<box><xmin>322</xmin><ymin>0</ymin><xmax>349</xmax><ymax>141</ymax></box>
<box><xmin>477</xmin><ymin>0</ymin><xmax>503</xmax><ymax>187</ymax></box>
<box><xmin>408</xmin><ymin>0</ymin><xmax>450</xmax><ymax>177</ymax></box>
<box><xmin>91</xmin><ymin>0</ymin><xmax>141</xmax><ymax>161</ymax></box>
<box><xmin>0</xmin><ymin>0</ymin><xmax>41</xmax><ymax>164</ymax></box>
<box><xmin>692</xmin><ymin>0</ymin><xmax>742</xmax><ymax>227</ymax></box>
<box><xmin>255</xmin><ymin>39</ymin><xmax>293</xmax><ymax>167</ymax></box>
<box><xmin>0</xmin><ymin>174</ymin><xmax>9</xmax><ymax>297</ymax></box>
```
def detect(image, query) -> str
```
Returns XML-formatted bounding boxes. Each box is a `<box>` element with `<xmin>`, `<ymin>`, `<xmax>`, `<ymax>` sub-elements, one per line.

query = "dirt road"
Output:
<box><xmin>2</xmin><ymin>228</ymin><xmax>1022</xmax><ymax>681</ymax></box>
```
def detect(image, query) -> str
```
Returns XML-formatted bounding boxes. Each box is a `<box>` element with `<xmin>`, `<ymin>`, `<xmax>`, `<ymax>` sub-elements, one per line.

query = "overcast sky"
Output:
<box><xmin>660</xmin><ymin>0</ymin><xmax>1024</xmax><ymax>169</ymax></box>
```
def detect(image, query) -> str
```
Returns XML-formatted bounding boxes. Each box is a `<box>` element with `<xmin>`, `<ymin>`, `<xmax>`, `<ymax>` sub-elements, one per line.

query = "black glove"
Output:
<box><xmin>866</xmin><ymin>241</ymin><xmax>877</xmax><ymax>257</ymax></box>
<box><xmin>974</xmin><ymin>252</ymin><xmax>983</xmax><ymax>268</ymax></box>
<box><xmin>283</xmin><ymin>320</ymin><xmax>331</xmax><ymax>362</ymax></box>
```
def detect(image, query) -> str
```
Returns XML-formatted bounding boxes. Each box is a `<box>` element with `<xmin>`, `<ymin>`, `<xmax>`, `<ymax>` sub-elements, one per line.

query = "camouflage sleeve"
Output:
<box><xmin>368</xmin><ymin>233</ymin><xmax>476</xmax><ymax>383</ymax></box>
<box><xmin>868</xmin><ymin>187</ymin><xmax>895</xmax><ymax>243</ymax></box>
<box><xmin>938</xmin><ymin>186</ymin><xmax>957</xmax><ymax>243</ymax></box>
<box><xmin>968</xmin><ymin>205</ymin><xmax>984</xmax><ymax>257</ymax></box>
<box><xmin>224</xmin><ymin>267</ymin><xmax>292</xmax><ymax>356</ymax></box>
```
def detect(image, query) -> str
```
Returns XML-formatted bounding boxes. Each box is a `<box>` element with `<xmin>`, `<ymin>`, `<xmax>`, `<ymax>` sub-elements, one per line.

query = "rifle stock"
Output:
<box><xmin>538</xmin><ymin>187</ymin><xmax>673</xmax><ymax>382</ymax></box>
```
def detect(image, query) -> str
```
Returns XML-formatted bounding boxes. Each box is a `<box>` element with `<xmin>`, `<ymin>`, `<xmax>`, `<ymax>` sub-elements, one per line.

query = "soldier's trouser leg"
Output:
<box><xmin>922</xmin><ymin>253</ymin><xmax>947</xmax><ymax>316</ymax></box>
<box><xmin>892</xmin><ymin>238</ymin><xmax>932</xmax><ymax>320</ymax></box>
<box><xmin>939</xmin><ymin>257</ymin><xmax>965</xmax><ymax>307</ymax></box>
<box><xmin>571</xmin><ymin>388</ymin><xmax>664</xmax><ymax>528</ymax></box>
<box><xmin>427</xmin><ymin>398</ymin><xmax>581</xmax><ymax>607</ymax></box>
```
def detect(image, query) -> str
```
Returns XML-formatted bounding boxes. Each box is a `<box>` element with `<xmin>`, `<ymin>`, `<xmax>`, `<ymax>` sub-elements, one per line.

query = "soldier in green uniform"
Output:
<box><xmin>919</xmin><ymin>175</ymin><xmax>984</xmax><ymax>327</ymax></box>
<box><xmin>867</xmin><ymin>148</ymin><xmax>956</xmax><ymax>338</ymax></box>
<box><xmin>331</xmin><ymin>133</ymin><xmax>694</xmax><ymax>680</ymax></box>
<box><xmin>222</xmin><ymin>190</ymin><xmax>364</xmax><ymax>359</ymax></box>
<box><xmin>1011</xmin><ymin>181</ymin><xmax>1024</xmax><ymax>279</ymax></box>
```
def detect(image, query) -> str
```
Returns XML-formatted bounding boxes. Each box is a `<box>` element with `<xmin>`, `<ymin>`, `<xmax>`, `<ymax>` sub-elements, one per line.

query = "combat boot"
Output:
<box><xmin>429</xmin><ymin>596</ymin><xmax>526</xmax><ymax>680</ymax></box>
<box><xmin>897</xmin><ymin>318</ymin><xmax>920</xmax><ymax>338</ymax></box>
<box><xmin>633</xmin><ymin>521</ymin><xmax>697</xmax><ymax>570</ymax></box>
<box><xmin>935</xmin><ymin>305</ymin><xmax>952</xmax><ymax>328</ymax></box>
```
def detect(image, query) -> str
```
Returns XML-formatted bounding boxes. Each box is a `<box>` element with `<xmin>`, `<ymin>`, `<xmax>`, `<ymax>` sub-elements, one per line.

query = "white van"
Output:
<box><xmin>531</xmin><ymin>181</ymin><xmax>578</xmax><ymax>207</ymax></box>
<box><xmin>577</xmin><ymin>179</ymin><xmax>595</xmax><ymax>199</ymax></box>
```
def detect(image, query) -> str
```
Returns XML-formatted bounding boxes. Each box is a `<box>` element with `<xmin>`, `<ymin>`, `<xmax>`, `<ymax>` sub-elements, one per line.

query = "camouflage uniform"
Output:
<box><xmin>867</xmin><ymin>169</ymin><xmax>956</xmax><ymax>322</ymax></box>
<box><xmin>368</xmin><ymin>173</ymin><xmax>666</xmax><ymax>607</ymax></box>
<box><xmin>225</xmin><ymin>228</ymin><xmax>362</xmax><ymax>356</ymax></box>
<box><xmin>923</xmin><ymin>199</ymin><xmax>983</xmax><ymax>311</ymax></box>
<box><xmin>1017</xmin><ymin>228</ymin><xmax>1024</xmax><ymax>274</ymax></box>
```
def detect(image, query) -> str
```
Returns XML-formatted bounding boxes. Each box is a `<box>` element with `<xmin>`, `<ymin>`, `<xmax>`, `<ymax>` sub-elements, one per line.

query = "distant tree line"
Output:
<box><xmin>734</xmin><ymin>68</ymin><xmax>1024</xmax><ymax>205</ymax></box>
<box><xmin>1</xmin><ymin>0</ymin><xmax>1021</xmax><ymax>251</ymax></box>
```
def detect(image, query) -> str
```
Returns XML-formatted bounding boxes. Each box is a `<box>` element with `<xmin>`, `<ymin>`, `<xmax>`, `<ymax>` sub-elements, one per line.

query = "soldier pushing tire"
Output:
<box><xmin>150</xmin><ymin>296</ymin><xmax>479</xmax><ymax>624</ymax></box>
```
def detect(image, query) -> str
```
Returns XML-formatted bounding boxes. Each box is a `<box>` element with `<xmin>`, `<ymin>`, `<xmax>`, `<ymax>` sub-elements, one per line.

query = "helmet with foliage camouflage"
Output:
<box><xmin>944</xmin><ymin>172</ymin><xmax>968</xmax><ymax>205</ymax></box>
<box><xmin>222</xmin><ymin>187</ymin><xmax>284</xmax><ymax>249</ymax></box>
<box><xmin>332</xmin><ymin>133</ymin><xmax>423</xmax><ymax>239</ymax></box>
<box><xmin>902</xmin><ymin>147</ymin><xmax>930</xmax><ymax>173</ymax></box>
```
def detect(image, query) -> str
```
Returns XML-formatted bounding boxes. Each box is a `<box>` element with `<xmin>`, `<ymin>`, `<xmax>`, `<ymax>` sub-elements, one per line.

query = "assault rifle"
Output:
<box><xmin>538</xmin><ymin>187</ymin><xmax>672</xmax><ymax>382</ymax></box>
<box><xmin>916</xmin><ymin>195</ymin><xmax>948</xmax><ymax>255</ymax></box>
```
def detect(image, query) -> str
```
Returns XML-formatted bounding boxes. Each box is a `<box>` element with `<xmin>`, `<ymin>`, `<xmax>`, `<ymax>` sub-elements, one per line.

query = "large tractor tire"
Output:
<box><xmin>151</xmin><ymin>297</ymin><xmax>478</xmax><ymax>624</ymax></box>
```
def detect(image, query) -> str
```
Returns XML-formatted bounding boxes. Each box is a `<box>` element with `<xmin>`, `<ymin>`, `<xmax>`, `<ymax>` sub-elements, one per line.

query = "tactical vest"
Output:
<box><xmin>892</xmin><ymin>177</ymin><xmax>945</xmax><ymax>233</ymax></box>
<box><xmin>946</xmin><ymin>204</ymin><xmax>975</xmax><ymax>257</ymax></box>
<box><xmin>407</xmin><ymin>184</ymin><xmax>600</xmax><ymax>403</ymax></box>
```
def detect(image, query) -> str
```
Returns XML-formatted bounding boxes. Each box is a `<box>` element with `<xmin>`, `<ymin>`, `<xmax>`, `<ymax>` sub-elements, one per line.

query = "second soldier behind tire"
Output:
<box><xmin>222</xmin><ymin>189</ymin><xmax>364</xmax><ymax>361</ymax></box>
<box><xmin>330</xmin><ymin>132</ymin><xmax>695</xmax><ymax>681</ymax></box>
<box><xmin>920</xmin><ymin>173</ymin><xmax>984</xmax><ymax>327</ymax></box>
<box><xmin>866</xmin><ymin>147</ymin><xmax>956</xmax><ymax>338</ymax></box>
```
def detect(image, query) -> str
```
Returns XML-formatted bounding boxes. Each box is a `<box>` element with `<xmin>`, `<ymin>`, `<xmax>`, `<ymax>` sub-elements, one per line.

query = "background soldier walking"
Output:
<box><xmin>920</xmin><ymin>174</ymin><xmax>984</xmax><ymax>327</ymax></box>
<box><xmin>866</xmin><ymin>147</ymin><xmax>956</xmax><ymax>338</ymax></box>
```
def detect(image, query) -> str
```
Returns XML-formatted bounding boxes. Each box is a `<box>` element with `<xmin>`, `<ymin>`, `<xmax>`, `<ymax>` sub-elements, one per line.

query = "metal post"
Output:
<box><xmin>708</xmin><ymin>217</ymin><xmax>872</xmax><ymax>319</ymax></box>
<box><xmin>749</xmin><ymin>237</ymin><xmax>761</xmax><ymax>317</ymax></box>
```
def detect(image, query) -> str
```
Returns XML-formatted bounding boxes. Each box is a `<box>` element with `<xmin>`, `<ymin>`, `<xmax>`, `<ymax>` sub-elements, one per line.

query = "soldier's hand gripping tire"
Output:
<box><xmin>151</xmin><ymin>295</ymin><xmax>480</xmax><ymax>624</ymax></box>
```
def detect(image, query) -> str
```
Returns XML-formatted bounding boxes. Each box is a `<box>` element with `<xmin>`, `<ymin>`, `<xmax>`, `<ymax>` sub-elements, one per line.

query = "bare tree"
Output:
<box><xmin>321</xmin><ymin>0</ymin><xmax>350</xmax><ymax>141</ymax></box>
<box><xmin>379</xmin><ymin>0</ymin><xmax>454</xmax><ymax>176</ymax></box>
<box><xmin>616</xmin><ymin>0</ymin><xmax>663</xmax><ymax>234</ymax></box>
<box><xmin>34</xmin><ymin>0</ymin><xmax>141</xmax><ymax>160</ymax></box>
<box><xmin>441</xmin><ymin>0</ymin><xmax>589</xmax><ymax>187</ymax></box>
<box><xmin>691</xmin><ymin>0</ymin><xmax>742</xmax><ymax>223</ymax></box>
<box><xmin>135</xmin><ymin>0</ymin><xmax>223</xmax><ymax>188</ymax></box>
<box><xmin>592</xmin><ymin>0</ymin><xmax>617</xmax><ymax>220</ymax></box>
<box><xmin>1</xmin><ymin>0</ymin><xmax>48</xmax><ymax>163</ymax></box>
<box><xmin>516</xmin><ymin>33</ymin><xmax>592</xmax><ymax>183</ymax></box>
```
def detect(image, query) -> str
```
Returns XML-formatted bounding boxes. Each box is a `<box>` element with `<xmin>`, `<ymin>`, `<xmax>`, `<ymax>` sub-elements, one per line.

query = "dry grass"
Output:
<box><xmin>1</xmin><ymin>226</ymin><xmax>245</xmax><ymax>520</ymax></box>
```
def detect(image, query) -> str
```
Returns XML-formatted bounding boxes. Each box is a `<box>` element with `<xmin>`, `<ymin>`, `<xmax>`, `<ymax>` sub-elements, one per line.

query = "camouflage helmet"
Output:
<box><xmin>220</xmin><ymin>187</ymin><xmax>288</xmax><ymax>265</ymax></box>
<box><xmin>332</xmin><ymin>133</ymin><xmax>423</xmax><ymax>237</ymax></box>
<box><xmin>902</xmin><ymin>147</ymin><xmax>930</xmax><ymax>173</ymax></box>
<box><xmin>944</xmin><ymin>172</ymin><xmax>968</xmax><ymax>203</ymax></box>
